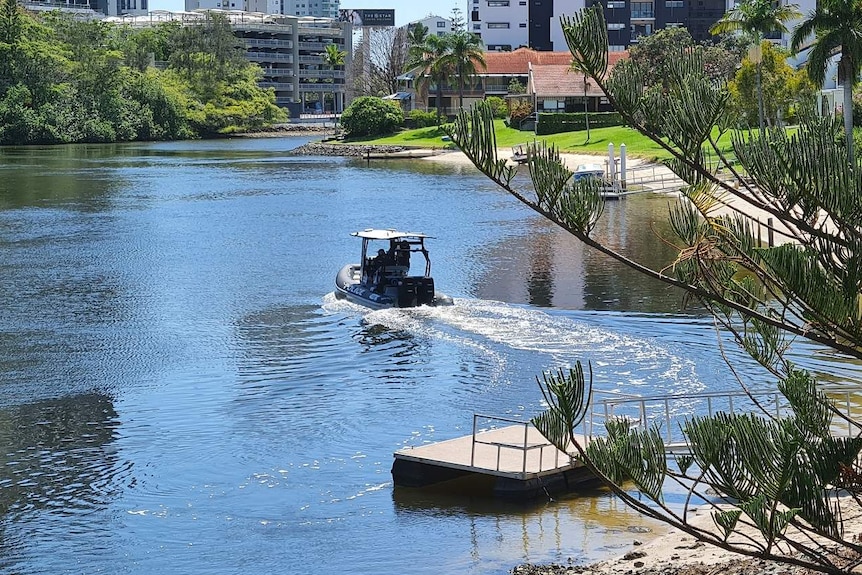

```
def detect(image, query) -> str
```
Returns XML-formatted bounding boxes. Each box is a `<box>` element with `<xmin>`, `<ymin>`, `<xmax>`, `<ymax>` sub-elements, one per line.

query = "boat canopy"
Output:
<box><xmin>351</xmin><ymin>229</ymin><xmax>431</xmax><ymax>240</ymax></box>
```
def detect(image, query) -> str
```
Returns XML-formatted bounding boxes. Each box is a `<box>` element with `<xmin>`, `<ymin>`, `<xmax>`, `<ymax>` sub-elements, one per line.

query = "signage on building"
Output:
<box><xmin>338</xmin><ymin>8</ymin><xmax>395</xmax><ymax>27</ymax></box>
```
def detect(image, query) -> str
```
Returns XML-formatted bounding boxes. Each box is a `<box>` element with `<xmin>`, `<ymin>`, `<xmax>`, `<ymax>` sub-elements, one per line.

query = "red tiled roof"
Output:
<box><xmin>482</xmin><ymin>47</ymin><xmax>628</xmax><ymax>75</ymax></box>
<box><xmin>531</xmin><ymin>64</ymin><xmax>605</xmax><ymax>97</ymax></box>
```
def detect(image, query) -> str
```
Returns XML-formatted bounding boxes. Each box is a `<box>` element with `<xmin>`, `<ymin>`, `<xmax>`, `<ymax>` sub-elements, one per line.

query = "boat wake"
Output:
<box><xmin>320</xmin><ymin>293</ymin><xmax>706</xmax><ymax>397</ymax></box>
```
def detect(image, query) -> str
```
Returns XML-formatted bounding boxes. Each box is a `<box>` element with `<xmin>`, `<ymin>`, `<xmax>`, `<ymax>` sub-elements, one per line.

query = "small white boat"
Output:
<box><xmin>511</xmin><ymin>143</ymin><xmax>528</xmax><ymax>165</ymax></box>
<box><xmin>335</xmin><ymin>229</ymin><xmax>454</xmax><ymax>310</ymax></box>
<box><xmin>573</xmin><ymin>163</ymin><xmax>623</xmax><ymax>199</ymax></box>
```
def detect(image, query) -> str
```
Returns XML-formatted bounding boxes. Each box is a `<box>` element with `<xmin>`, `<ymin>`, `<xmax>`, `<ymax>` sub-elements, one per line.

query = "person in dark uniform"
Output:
<box><xmin>370</xmin><ymin>248</ymin><xmax>390</xmax><ymax>291</ymax></box>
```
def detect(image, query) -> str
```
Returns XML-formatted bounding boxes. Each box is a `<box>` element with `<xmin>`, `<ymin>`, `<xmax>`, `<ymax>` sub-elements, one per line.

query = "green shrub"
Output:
<box><xmin>535</xmin><ymin>112</ymin><xmax>624</xmax><ymax>135</ymax></box>
<box><xmin>407</xmin><ymin>108</ymin><xmax>439</xmax><ymax>128</ymax></box>
<box><xmin>341</xmin><ymin>96</ymin><xmax>403</xmax><ymax>137</ymax></box>
<box><xmin>485</xmin><ymin>96</ymin><xmax>508</xmax><ymax>119</ymax></box>
<box><xmin>508</xmin><ymin>99</ymin><xmax>533</xmax><ymax>125</ymax></box>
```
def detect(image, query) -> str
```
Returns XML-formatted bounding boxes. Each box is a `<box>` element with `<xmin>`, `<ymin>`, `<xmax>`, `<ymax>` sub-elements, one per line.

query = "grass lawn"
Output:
<box><xmin>343</xmin><ymin>119</ymin><xmax>740</xmax><ymax>162</ymax></box>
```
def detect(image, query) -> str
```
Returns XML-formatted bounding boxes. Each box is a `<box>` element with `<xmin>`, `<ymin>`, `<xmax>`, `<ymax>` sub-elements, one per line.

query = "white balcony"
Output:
<box><xmin>244</xmin><ymin>38</ymin><xmax>293</xmax><ymax>49</ymax></box>
<box><xmin>247</xmin><ymin>52</ymin><xmax>294</xmax><ymax>63</ymax></box>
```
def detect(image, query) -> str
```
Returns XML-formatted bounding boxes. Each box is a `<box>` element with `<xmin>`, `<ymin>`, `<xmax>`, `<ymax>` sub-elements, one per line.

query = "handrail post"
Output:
<box><xmin>665</xmin><ymin>398</ymin><xmax>671</xmax><ymax>444</ymax></box>
<box><xmin>640</xmin><ymin>400</ymin><xmax>646</xmax><ymax>431</ymax></box>
<box><xmin>471</xmin><ymin>414</ymin><xmax>478</xmax><ymax>467</ymax></box>
<box><xmin>523</xmin><ymin>422</ymin><xmax>529</xmax><ymax>475</ymax></box>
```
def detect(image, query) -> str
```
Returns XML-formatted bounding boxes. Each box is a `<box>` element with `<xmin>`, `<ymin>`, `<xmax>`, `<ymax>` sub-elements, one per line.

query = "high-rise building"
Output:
<box><xmin>469</xmin><ymin>0</ymin><xmax>781</xmax><ymax>51</ymax></box>
<box><xmin>186</xmin><ymin>0</ymin><xmax>338</xmax><ymax>18</ymax></box>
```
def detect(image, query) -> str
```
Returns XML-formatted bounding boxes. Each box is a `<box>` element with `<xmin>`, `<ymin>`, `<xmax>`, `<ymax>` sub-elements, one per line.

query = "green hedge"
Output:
<box><xmin>535</xmin><ymin>112</ymin><xmax>624</xmax><ymax>135</ymax></box>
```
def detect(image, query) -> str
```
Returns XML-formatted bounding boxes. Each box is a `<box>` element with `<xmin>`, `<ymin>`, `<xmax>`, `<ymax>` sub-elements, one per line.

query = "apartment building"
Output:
<box><xmin>187</xmin><ymin>0</ymin><xmax>337</xmax><ymax>17</ymax></box>
<box><xmin>23</xmin><ymin>0</ymin><xmax>146</xmax><ymax>17</ymax></box>
<box><xmin>106</xmin><ymin>11</ymin><xmax>352</xmax><ymax>113</ymax></box>
<box><xmin>471</xmin><ymin>0</ymin><xmax>734</xmax><ymax>51</ymax></box>
<box><xmin>408</xmin><ymin>15</ymin><xmax>455</xmax><ymax>37</ymax></box>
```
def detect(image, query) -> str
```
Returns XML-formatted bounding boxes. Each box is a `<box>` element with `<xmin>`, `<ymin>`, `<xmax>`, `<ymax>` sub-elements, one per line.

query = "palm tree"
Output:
<box><xmin>710</xmin><ymin>0</ymin><xmax>802</xmax><ymax>132</ymax></box>
<box><xmin>437</xmin><ymin>32</ymin><xmax>486</xmax><ymax>110</ymax></box>
<box><xmin>405</xmin><ymin>33</ymin><xmax>451</xmax><ymax>122</ymax></box>
<box><xmin>322</xmin><ymin>43</ymin><xmax>345</xmax><ymax>69</ymax></box>
<box><xmin>406</xmin><ymin>21</ymin><xmax>428</xmax><ymax>61</ymax></box>
<box><xmin>792</xmin><ymin>0</ymin><xmax>862</xmax><ymax>160</ymax></box>
<box><xmin>320</xmin><ymin>43</ymin><xmax>345</xmax><ymax>112</ymax></box>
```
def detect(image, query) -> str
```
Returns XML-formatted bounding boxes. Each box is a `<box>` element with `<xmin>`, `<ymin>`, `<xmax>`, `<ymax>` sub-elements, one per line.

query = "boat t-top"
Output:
<box><xmin>335</xmin><ymin>229</ymin><xmax>453</xmax><ymax>309</ymax></box>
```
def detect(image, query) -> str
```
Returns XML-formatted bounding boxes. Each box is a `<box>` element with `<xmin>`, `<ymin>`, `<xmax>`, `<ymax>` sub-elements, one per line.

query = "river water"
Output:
<box><xmin>0</xmin><ymin>137</ymin><xmax>856</xmax><ymax>575</ymax></box>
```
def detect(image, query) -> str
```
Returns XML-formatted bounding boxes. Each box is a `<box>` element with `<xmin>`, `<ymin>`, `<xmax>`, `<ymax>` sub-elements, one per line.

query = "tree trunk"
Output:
<box><xmin>436</xmin><ymin>82</ymin><xmax>443</xmax><ymax>125</ymax></box>
<box><xmin>843</xmin><ymin>58</ymin><xmax>855</xmax><ymax>160</ymax></box>
<box><xmin>757</xmin><ymin>58</ymin><xmax>764</xmax><ymax>134</ymax></box>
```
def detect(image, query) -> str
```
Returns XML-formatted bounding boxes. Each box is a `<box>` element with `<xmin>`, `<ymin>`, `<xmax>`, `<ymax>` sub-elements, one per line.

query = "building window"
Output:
<box><xmin>631</xmin><ymin>1</ymin><xmax>653</xmax><ymax>17</ymax></box>
<box><xmin>473</xmin><ymin>23</ymin><xmax>481</xmax><ymax>29</ymax></box>
<box><xmin>487</xmin><ymin>0</ymin><xmax>510</xmax><ymax>5</ymax></box>
<box><xmin>437</xmin><ymin>21</ymin><xmax>446</xmax><ymax>27</ymax></box>
<box><xmin>519</xmin><ymin>22</ymin><xmax>526</xmax><ymax>26</ymax></box>
<box><xmin>607</xmin><ymin>22</ymin><xmax>625</xmax><ymax>29</ymax></box>
<box><xmin>665</xmin><ymin>0</ymin><xmax>683</xmax><ymax>6</ymax></box>
<box><xmin>607</xmin><ymin>1</ymin><xmax>625</xmax><ymax>7</ymax></box>
<box><xmin>519</xmin><ymin>1</ymin><xmax>526</xmax><ymax>4</ymax></box>
<box><xmin>487</xmin><ymin>22</ymin><xmax>510</xmax><ymax>28</ymax></box>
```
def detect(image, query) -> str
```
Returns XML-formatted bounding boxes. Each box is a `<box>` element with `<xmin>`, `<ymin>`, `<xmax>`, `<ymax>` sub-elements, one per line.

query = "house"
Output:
<box><xmin>397</xmin><ymin>47</ymin><xmax>626</xmax><ymax>118</ymax></box>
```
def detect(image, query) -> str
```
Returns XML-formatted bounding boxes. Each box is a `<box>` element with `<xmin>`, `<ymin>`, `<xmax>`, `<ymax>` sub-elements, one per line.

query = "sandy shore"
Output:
<box><xmin>515</xmin><ymin>500</ymin><xmax>862</xmax><ymax>575</ymax></box>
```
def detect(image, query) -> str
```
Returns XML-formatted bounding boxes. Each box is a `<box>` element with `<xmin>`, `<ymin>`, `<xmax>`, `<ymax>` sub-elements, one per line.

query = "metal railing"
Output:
<box><xmin>247</xmin><ymin>52</ymin><xmax>293</xmax><ymax>63</ymax></box>
<box><xmin>586</xmin><ymin>386</ymin><xmax>862</xmax><ymax>453</ymax></box>
<box><xmin>259</xmin><ymin>82</ymin><xmax>293</xmax><ymax>90</ymax></box>
<box><xmin>469</xmin><ymin>414</ymin><xmax>567</xmax><ymax>476</ymax></box>
<box><xmin>467</xmin><ymin>387</ymin><xmax>862</xmax><ymax>468</ymax></box>
<box><xmin>299</xmin><ymin>69</ymin><xmax>345</xmax><ymax>79</ymax></box>
<box><xmin>245</xmin><ymin>38</ymin><xmax>293</xmax><ymax>49</ymax></box>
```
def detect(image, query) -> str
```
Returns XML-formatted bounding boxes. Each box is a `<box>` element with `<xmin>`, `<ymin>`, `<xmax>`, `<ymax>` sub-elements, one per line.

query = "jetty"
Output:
<box><xmin>392</xmin><ymin>414</ymin><xmax>596</xmax><ymax>500</ymax></box>
<box><xmin>392</xmin><ymin>387</ymin><xmax>862</xmax><ymax>501</ymax></box>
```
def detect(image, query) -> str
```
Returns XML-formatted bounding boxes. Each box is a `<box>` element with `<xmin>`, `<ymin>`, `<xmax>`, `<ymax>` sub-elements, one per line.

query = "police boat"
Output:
<box><xmin>334</xmin><ymin>229</ymin><xmax>453</xmax><ymax>309</ymax></box>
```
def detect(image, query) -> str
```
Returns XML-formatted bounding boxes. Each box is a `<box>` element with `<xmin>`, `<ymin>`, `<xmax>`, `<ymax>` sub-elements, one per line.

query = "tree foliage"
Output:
<box><xmin>349</xmin><ymin>27</ymin><xmax>410</xmax><ymax>98</ymax></box>
<box><xmin>447</xmin><ymin>6</ymin><xmax>862</xmax><ymax>574</ymax></box>
<box><xmin>0</xmin><ymin>6</ymin><xmax>284</xmax><ymax>145</ymax></box>
<box><xmin>710</xmin><ymin>0</ymin><xmax>802</xmax><ymax>132</ymax></box>
<box><xmin>340</xmin><ymin>96</ymin><xmax>403</xmax><ymax>137</ymax></box>
<box><xmin>611</xmin><ymin>27</ymin><xmax>740</xmax><ymax>134</ymax></box>
<box><xmin>792</xmin><ymin>0</ymin><xmax>862</xmax><ymax>159</ymax></box>
<box><xmin>405</xmin><ymin>31</ymin><xmax>487</xmax><ymax>119</ymax></box>
<box><xmin>728</xmin><ymin>41</ymin><xmax>816</xmax><ymax>126</ymax></box>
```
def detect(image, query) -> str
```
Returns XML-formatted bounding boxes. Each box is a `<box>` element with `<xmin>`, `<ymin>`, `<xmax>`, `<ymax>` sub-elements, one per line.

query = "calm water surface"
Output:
<box><xmin>0</xmin><ymin>137</ymin><xmax>856</xmax><ymax>575</ymax></box>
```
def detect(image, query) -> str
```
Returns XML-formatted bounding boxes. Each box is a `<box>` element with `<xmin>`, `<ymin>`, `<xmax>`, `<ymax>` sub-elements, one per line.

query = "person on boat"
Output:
<box><xmin>394</xmin><ymin>241</ymin><xmax>410</xmax><ymax>267</ymax></box>
<box><xmin>369</xmin><ymin>248</ymin><xmax>390</xmax><ymax>290</ymax></box>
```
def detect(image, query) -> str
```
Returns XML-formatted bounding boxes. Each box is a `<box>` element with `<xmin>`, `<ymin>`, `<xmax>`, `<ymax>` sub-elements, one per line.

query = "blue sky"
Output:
<box><xmin>146</xmin><ymin>0</ymin><xmax>462</xmax><ymax>26</ymax></box>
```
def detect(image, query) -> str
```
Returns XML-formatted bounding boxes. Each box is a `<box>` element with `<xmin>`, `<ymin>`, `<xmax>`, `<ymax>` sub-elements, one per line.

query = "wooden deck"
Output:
<box><xmin>392</xmin><ymin>423</ymin><xmax>599</xmax><ymax>500</ymax></box>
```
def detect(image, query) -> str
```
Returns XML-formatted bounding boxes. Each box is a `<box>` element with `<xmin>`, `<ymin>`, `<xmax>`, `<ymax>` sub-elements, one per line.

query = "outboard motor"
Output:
<box><xmin>397</xmin><ymin>277</ymin><xmax>436</xmax><ymax>307</ymax></box>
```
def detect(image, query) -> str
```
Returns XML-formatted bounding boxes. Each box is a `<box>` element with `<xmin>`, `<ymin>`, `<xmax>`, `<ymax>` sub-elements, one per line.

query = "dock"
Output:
<box><xmin>392</xmin><ymin>386</ymin><xmax>862</xmax><ymax>501</ymax></box>
<box><xmin>392</xmin><ymin>415</ymin><xmax>598</xmax><ymax>500</ymax></box>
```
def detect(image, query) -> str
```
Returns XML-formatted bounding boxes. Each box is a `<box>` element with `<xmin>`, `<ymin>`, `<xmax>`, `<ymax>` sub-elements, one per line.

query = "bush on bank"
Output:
<box><xmin>340</xmin><ymin>97</ymin><xmax>404</xmax><ymax>137</ymax></box>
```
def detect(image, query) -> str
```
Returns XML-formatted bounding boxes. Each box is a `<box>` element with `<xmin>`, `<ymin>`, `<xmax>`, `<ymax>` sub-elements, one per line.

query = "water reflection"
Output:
<box><xmin>476</xmin><ymin>197</ymin><xmax>686</xmax><ymax>311</ymax></box>
<box><xmin>393</xmin><ymin>484</ymin><xmax>664</xmax><ymax>569</ymax></box>
<box><xmin>0</xmin><ymin>393</ymin><xmax>126</xmax><ymax>520</ymax></box>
